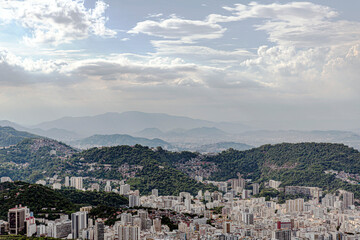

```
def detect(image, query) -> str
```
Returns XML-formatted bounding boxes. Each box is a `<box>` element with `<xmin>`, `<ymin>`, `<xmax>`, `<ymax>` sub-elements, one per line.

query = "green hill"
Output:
<box><xmin>76</xmin><ymin>145</ymin><xmax>216</xmax><ymax>195</ymax></box>
<box><xmin>0</xmin><ymin>138</ymin><xmax>77</xmax><ymax>182</ymax></box>
<box><xmin>0</xmin><ymin>181</ymin><xmax>128</xmax><ymax>220</ymax></box>
<box><xmin>0</xmin><ymin>126</ymin><xmax>39</xmax><ymax>147</ymax></box>
<box><xmin>205</xmin><ymin>142</ymin><xmax>360</xmax><ymax>197</ymax></box>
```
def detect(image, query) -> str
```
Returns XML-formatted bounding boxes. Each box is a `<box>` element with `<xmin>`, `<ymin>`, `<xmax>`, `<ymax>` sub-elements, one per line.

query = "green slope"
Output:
<box><xmin>0</xmin><ymin>181</ymin><xmax>128</xmax><ymax>220</ymax></box>
<box><xmin>0</xmin><ymin>138</ymin><xmax>77</xmax><ymax>182</ymax></box>
<box><xmin>206</xmin><ymin>142</ymin><xmax>360</xmax><ymax>197</ymax></box>
<box><xmin>0</xmin><ymin>126</ymin><xmax>39</xmax><ymax>147</ymax></box>
<box><xmin>76</xmin><ymin>145</ymin><xmax>216</xmax><ymax>195</ymax></box>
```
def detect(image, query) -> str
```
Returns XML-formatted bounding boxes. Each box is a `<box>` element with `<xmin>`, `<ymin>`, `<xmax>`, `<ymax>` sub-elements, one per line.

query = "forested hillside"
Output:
<box><xmin>0</xmin><ymin>182</ymin><xmax>127</xmax><ymax>220</ymax></box>
<box><xmin>0</xmin><ymin>138</ymin><xmax>76</xmax><ymax>182</ymax></box>
<box><xmin>0</xmin><ymin>126</ymin><xmax>39</xmax><ymax>147</ymax></box>
<box><xmin>75</xmin><ymin>145</ymin><xmax>216</xmax><ymax>195</ymax></box>
<box><xmin>206</xmin><ymin>143</ymin><xmax>360</xmax><ymax>196</ymax></box>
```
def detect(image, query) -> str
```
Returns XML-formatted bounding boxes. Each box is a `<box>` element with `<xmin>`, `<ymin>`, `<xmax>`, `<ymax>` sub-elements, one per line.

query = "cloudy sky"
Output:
<box><xmin>0</xmin><ymin>0</ymin><xmax>360</xmax><ymax>130</ymax></box>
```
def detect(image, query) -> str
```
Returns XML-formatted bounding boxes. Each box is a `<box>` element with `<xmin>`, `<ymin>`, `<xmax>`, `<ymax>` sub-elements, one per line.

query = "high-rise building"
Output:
<box><xmin>129</xmin><ymin>195</ymin><xmax>140</xmax><ymax>208</ymax></box>
<box><xmin>253</xmin><ymin>183</ymin><xmax>260</xmax><ymax>195</ymax></box>
<box><xmin>239</xmin><ymin>177</ymin><xmax>246</xmax><ymax>189</ymax></box>
<box><xmin>53</xmin><ymin>220</ymin><xmax>72</xmax><ymax>239</ymax></box>
<box><xmin>273</xmin><ymin>229</ymin><xmax>291</xmax><ymax>240</ymax></box>
<box><xmin>286</xmin><ymin>198</ymin><xmax>304</xmax><ymax>213</ymax></box>
<box><xmin>185</xmin><ymin>198</ymin><xmax>191</xmax><ymax>211</ymax></box>
<box><xmin>120</xmin><ymin>184</ymin><xmax>131</xmax><ymax>195</ymax></box>
<box><xmin>104</xmin><ymin>181</ymin><xmax>112</xmax><ymax>192</ymax></box>
<box><xmin>8</xmin><ymin>205</ymin><xmax>30</xmax><ymax>235</ymax></box>
<box><xmin>118</xmin><ymin>225</ymin><xmax>140</xmax><ymax>240</ymax></box>
<box><xmin>71</xmin><ymin>211</ymin><xmax>88</xmax><ymax>239</ymax></box>
<box><xmin>94</xmin><ymin>220</ymin><xmax>104</xmax><ymax>240</ymax></box>
<box><xmin>322</xmin><ymin>194</ymin><xmax>336</xmax><ymax>208</ymax></box>
<box><xmin>243</xmin><ymin>212</ymin><xmax>254</xmax><ymax>225</ymax></box>
<box><xmin>242</xmin><ymin>189</ymin><xmax>251</xmax><ymax>199</ymax></box>
<box><xmin>70</xmin><ymin>177</ymin><xmax>83</xmax><ymax>190</ymax></box>
<box><xmin>343</xmin><ymin>191</ymin><xmax>354</xmax><ymax>209</ymax></box>
<box><xmin>138</xmin><ymin>210</ymin><xmax>148</xmax><ymax>230</ymax></box>
<box><xmin>64</xmin><ymin>176</ymin><xmax>70</xmax><ymax>187</ymax></box>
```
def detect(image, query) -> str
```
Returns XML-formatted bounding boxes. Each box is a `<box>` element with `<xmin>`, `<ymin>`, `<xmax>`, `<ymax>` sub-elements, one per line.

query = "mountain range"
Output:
<box><xmin>32</xmin><ymin>111</ymin><xmax>249</xmax><ymax>137</ymax></box>
<box><xmin>2</xmin><ymin>111</ymin><xmax>360</xmax><ymax>151</ymax></box>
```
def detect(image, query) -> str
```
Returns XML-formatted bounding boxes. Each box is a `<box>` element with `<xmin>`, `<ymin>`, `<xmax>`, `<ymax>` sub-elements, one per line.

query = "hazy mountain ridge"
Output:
<box><xmin>33</xmin><ymin>111</ymin><xmax>249</xmax><ymax>136</ymax></box>
<box><xmin>235</xmin><ymin>130</ymin><xmax>360</xmax><ymax>149</ymax></box>
<box><xmin>194</xmin><ymin>142</ymin><xmax>254</xmax><ymax>153</ymax></box>
<box><xmin>2</xmin><ymin>112</ymin><xmax>360</xmax><ymax>150</ymax></box>
<box><xmin>70</xmin><ymin>134</ymin><xmax>173</xmax><ymax>149</ymax></box>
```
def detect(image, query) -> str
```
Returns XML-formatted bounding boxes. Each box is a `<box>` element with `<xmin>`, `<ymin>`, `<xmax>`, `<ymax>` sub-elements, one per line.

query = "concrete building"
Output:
<box><xmin>71</xmin><ymin>211</ymin><xmax>88</xmax><ymax>239</ymax></box>
<box><xmin>8</xmin><ymin>205</ymin><xmax>30</xmax><ymax>235</ymax></box>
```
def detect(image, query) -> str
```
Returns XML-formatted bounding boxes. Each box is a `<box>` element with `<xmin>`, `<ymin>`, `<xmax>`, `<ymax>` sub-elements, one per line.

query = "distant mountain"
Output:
<box><xmin>135</xmin><ymin>126</ymin><xmax>230</xmax><ymax>144</ymax></box>
<box><xmin>70</xmin><ymin>134</ymin><xmax>173</xmax><ymax>149</ymax></box>
<box><xmin>136</xmin><ymin>128</ymin><xmax>164</xmax><ymax>138</ymax></box>
<box><xmin>0</xmin><ymin>126</ymin><xmax>39</xmax><ymax>147</ymax></box>
<box><xmin>195</xmin><ymin>142</ymin><xmax>254</xmax><ymax>153</ymax></box>
<box><xmin>29</xmin><ymin>128</ymin><xmax>81</xmax><ymax>141</ymax></box>
<box><xmin>233</xmin><ymin>130</ymin><xmax>360</xmax><ymax>150</ymax></box>
<box><xmin>0</xmin><ymin>120</ymin><xmax>30</xmax><ymax>131</ymax></box>
<box><xmin>33</xmin><ymin>111</ymin><xmax>249</xmax><ymax>136</ymax></box>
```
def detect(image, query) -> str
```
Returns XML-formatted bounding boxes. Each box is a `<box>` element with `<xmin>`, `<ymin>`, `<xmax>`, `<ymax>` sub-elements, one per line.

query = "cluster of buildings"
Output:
<box><xmin>1</xmin><ymin>173</ymin><xmax>360</xmax><ymax>240</ymax></box>
<box><xmin>2</xmin><ymin>170</ymin><xmax>360</xmax><ymax>240</ymax></box>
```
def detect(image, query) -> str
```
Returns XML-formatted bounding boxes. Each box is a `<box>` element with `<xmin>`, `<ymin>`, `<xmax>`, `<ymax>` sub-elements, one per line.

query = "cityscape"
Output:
<box><xmin>1</xmin><ymin>0</ymin><xmax>360</xmax><ymax>239</ymax></box>
<box><xmin>0</xmin><ymin>172</ymin><xmax>358</xmax><ymax>239</ymax></box>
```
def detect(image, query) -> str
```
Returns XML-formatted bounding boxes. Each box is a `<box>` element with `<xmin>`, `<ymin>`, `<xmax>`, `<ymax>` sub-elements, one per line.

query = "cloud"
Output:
<box><xmin>0</xmin><ymin>0</ymin><xmax>116</xmax><ymax>46</ymax></box>
<box><xmin>151</xmin><ymin>40</ymin><xmax>254</xmax><ymax>65</ymax></box>
<box><xmin>207</xmin><ymin>2</ymin><xmax>360</xmax><ymax>47</ymax></box>
<box><xmin>128</xmin><ymin>15</ymin><xmax>225</xmax><ymax>42</ymax></box>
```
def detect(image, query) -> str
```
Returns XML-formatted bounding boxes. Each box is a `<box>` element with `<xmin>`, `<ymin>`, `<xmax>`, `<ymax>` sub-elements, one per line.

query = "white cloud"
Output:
<box><xmin>151</xmin><ymin>40</ymin><xmax>254</xmax><ymax>66</ymax></box>
<box><xmin>207</xmin><ymin>2</ymin><xmax>360</xmax><ymax>47</ymax></box>
<box><xmin>128</xmin><ymin>16</ymin><xmax>225</xmax><ymax>42</ymax></box>
<box><xmin>0</xmin><ymin>0</ymin><xmax>116</xmax><ymax>46</ymax></box>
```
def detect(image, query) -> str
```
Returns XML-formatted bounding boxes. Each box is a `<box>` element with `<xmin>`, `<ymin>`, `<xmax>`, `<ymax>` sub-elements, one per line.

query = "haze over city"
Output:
<box><xmin>0</xmin><ymin>0</ymin><xmax>360</xmax><ymax>130</ymax></box>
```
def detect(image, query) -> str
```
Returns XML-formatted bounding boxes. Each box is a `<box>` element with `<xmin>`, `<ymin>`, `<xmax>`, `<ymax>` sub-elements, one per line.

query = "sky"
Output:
<box><xmin>0</xmin><ymin>0</ymin><xmax>360</xmax><ymax>130</ymax></box>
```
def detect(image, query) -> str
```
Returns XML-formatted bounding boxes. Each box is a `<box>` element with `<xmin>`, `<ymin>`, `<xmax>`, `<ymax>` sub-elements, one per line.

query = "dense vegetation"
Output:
<box><xmin>0</xmin><ymin>182</ymin><xmax>75</xmax><ymax>219</ymax></box>
<box><xmin>76</xmin><ymin>145</ymin><xmax>216</xmax><ymax>195</ymax></box>
<box><xmin>78</xmin><ymin>144</ymin><xmax>198</xmax><ymax>166</ymax></box>
<box><xmin>0</xmin><ymin>138</ymin><xmax>76</xmax><ymax>182</ymax></box>
<box><xmin>0</xmin><ymin>182</ymin><xmax>128</xmax><ymax>220</ymax></box>
<box><xmin>127</xmin><ymin>159</ymin><xmax>217</xmax><ymax>196</ymax></box>
<box><xmin>0</xmin><ymin>126</ymin><xmax>39</xmax><ymax>147</ymax></box>
<box><xmin>60</xmin><ymin>189</ymin><xmax>127</xmax><ymax>207</ymax></box>
<box><xmin>206</xmin><ymin>143</ymin><xmax>360</xmax><ymax>197</ymax></box>
<box><xmin>2</xmin><ymin>136</ymin><xmax>360</xmax><ymax>200</ymax></box>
